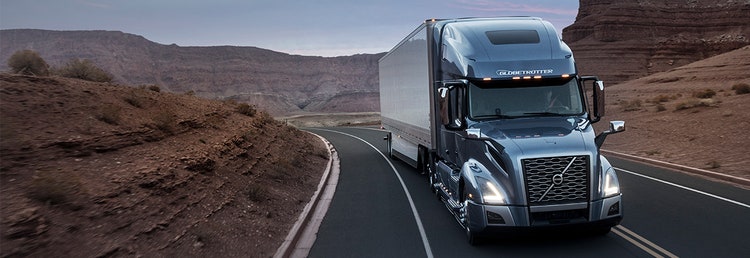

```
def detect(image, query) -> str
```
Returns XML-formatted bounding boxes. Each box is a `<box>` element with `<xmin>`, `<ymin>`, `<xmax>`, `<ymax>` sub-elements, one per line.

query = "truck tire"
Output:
<box><xmin>425</xmin><ymin>153</ymin><xmax>437</xmax><ymax>193</ymax></box>
<box><xmin>385</xmin><ymin>133</ymin><xmax>394</xmax><ymax>159</ymax></box>
<box><xmin>462</xmin><ymin>190</ymin><xmax>480</xmax><ymax>245</ymax></box>
<box><xmin>417</xmin><ymin>146</ymin><xmax>427</xmax><ymax>175</ymax></box>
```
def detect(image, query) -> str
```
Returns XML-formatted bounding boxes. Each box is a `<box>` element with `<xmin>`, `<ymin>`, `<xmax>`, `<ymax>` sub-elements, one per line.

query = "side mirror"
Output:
<box><xmin>581</xmin><ymin>76</ymin><xmax>605</xmax><ymax>123</ymax></box>
<box><xmin>594</xmin><ymin>80</ymin><xmax>605</xmax><ymax>119</ymax></box>
<box><xmin>438</xmin><ymin>80</ymin><xmax>467</xmax><ymax>130</ymax></box>
<box><xmin>595</xmin><ymin>121</ymin><xmax>625</xmax><ymax>148</ymax></box>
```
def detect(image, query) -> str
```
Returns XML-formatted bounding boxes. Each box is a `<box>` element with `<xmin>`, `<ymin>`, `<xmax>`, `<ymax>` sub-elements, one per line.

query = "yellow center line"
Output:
<box><xmin>613</xmin><ymin>225</ymin><xmax>679</xmax><ymax>258</ymax></box>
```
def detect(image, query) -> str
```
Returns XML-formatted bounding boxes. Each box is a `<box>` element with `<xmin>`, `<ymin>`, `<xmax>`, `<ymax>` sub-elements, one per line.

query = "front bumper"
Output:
<box><xmin>466</xmin><ymin>194</ymin><xmax>622</xmax><ymax>235</ymax></box>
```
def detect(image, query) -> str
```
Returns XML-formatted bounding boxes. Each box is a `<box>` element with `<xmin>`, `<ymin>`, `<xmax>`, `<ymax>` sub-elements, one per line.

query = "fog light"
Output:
<box><xmin>487</xmin><ymin>211</ymin><xmax>506</xmax><ymax>224</ymax></box>
<box><xmin>607</xmin><ymin>201</ymin><xmax>620</xmax><ymax>216</ymax></box>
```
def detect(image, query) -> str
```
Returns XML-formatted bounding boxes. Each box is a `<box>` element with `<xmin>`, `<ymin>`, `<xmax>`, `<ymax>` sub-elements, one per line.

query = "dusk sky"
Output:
<box><xmin>1</xmin><ymin>0</ymin><xmax>579</xmax><ymax>57</ymax></box>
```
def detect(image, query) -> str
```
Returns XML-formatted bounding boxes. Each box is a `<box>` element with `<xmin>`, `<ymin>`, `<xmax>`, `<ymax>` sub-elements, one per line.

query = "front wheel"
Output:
<box><xmin>423</xmin><ymin>152</ymin><xmax>437</xmax><ymax>193</ymax></box>
<box><xmin>462</xmin><ymin>190</ymin><xmax>480</xmax><ymax>245</ymax></box>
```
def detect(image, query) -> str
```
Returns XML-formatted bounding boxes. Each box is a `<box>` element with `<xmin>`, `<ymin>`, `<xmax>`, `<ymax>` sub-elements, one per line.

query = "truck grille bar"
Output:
<box><xmin>523</xmin><ymin>155</ymin><xmax>589</xmax><ymax>205</ymax></box>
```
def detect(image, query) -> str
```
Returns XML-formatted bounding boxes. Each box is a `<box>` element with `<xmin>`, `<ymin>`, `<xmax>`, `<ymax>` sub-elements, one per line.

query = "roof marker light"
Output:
<box><xmin>562</xmin><ymin>74</ymin><xmax>570</xmax><ymax>78</ymax></box>
<box><xmin>533</xmin><ymin>75</ymin><xmax>542</xmax><ymax>79</ymax></box>
<box><xmin>512</xmin><ymin>77</ymin><xmax>521</xmax><ymax>80</ymax></box>
<box><xmin>523</xmin><ymin>76</ymin><xmax>531</xmax><ymax>79</ymax></box>
<box><xmin>483</xmin><ymin>78</ymin><xmax>492</xmax><ymax>81</ymax></box>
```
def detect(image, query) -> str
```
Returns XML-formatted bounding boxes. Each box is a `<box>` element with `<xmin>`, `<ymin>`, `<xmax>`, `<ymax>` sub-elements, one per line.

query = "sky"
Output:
<box><xmin>0</xmin><ymin>0</ymin><xmax>579</xmax><ymax>57</ymax></box>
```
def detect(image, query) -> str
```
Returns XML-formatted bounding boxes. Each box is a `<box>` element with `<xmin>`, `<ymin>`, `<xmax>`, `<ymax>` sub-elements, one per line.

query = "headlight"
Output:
<box><xmin>476</xmin><ymin>177</ymin><xmax>507</xmax><ymax>205</ymax></box>
<box><xmin>602</xmin><ymin>167</ymin><xmax>620</xmax><ymax>198</ymax></box>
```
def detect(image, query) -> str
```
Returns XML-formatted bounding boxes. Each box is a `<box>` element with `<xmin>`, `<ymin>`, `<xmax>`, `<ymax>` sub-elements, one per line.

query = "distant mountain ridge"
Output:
<box><xmin>4</xmin><ymin>0</ymin><xmax>750</xmax><ymax>115</ymax></box>
<box><xmin>0</xmin><ymin>29</ymin><xmax>384</xmax><ymax>116</ymax></box>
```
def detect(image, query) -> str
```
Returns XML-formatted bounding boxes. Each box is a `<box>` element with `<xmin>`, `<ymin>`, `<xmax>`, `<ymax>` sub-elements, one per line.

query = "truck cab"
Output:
<box><xmin>379</xmin><ymin>17</ymin><xmax>625</xmax><ymax>244</ymax></box>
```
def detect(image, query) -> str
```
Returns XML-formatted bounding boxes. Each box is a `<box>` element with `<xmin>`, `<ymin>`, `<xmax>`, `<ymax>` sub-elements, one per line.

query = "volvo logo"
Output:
<box><xmin>552</xmin><ymin>173</ymin><xmax>564</xmax><ymax>185</ymax></box>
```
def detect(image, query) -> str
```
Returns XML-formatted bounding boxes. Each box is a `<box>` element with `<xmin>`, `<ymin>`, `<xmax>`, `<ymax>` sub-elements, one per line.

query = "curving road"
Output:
<box><xmin>304</xmin><ymin>127</ymin><xmax>750</xmax><ymax>258</ymax></box>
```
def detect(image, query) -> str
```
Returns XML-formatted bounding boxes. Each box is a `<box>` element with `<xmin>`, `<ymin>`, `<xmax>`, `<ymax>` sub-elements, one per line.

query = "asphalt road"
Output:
<box><xmin>305</xmin><ymin>127</ymin><xmax>750</xmax><ymax>258</ymax></box>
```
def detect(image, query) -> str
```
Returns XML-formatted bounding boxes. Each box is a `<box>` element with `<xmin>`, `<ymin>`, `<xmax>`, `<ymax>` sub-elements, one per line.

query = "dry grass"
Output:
<box><xmin>620</xmin><ymin>99</ymin><xmax>643</xmax><ymax>112</ymax></box>
<box><xmin>731</xmin><ymin>83</ymin><xmax>750</xmax><ymax>94</ymax></box>
<box><xmin>674</xmin><ymin>98</ymin><xmax>717</xmax><ymax>111</ymax></box>
<box><xmin>96</xmin><ymin>104</ymin><xmax>121</xmax><ymax>125</ymax></box>
<box><xmin>235</xmin><ymin>103</ymin><xmax>256</xmax><ymax>117</ymax></box>
<box><xmin>123</xmin><ymin>92</ymin><xmax>144</xmax><ymax>108</ymax></box>
<box><xmin>692</xmin><ymin>89</ymin><xmax>717</xmax><ymax>99</ymax></box>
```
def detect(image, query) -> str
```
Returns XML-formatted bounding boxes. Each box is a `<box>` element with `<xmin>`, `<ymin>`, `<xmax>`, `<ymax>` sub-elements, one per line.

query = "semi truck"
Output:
<box><xmin>379</xmin><ymin>17</ymin><xmax>625</xmax><ymax>244</ymax></box>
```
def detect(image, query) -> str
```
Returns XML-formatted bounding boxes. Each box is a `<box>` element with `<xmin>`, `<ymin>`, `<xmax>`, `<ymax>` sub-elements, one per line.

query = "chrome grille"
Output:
<box><xmin>523</xmin><ymin>155</ymin><xmax>589</xmax><ymax>205</ymax></box>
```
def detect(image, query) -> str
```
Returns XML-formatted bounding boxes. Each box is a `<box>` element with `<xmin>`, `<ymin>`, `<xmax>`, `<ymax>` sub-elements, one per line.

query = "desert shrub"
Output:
<box><xmin>152</xmin><ymin>110</ymin><xmax>176</xmax><ymax>133</ymax></box>
<box><xmin>731</xmin><ymin>83</ymin><xmax>750</xmax><ymax>95</ymax></box>
<box><xmin>96</xmin><ymin>104</ymin><xmax>121</xmax><ymax>125</ymax></box>
<box><xmin>692</xmin><ymin>89</ymin><xmax>716</xmax><ymax>99</ymax></box>
<box><xmin>55</xmin><ymin>58</ymin><xmax>113</xmax><ymax>82</ymax></box>
<box><xmin>675</xmin><ymin>98</ymin><xmax>715</xmax><ymax>110</ymax></box>
<box><xmin>148</xmin><ymin>85</ymin><xmax>161</xmax><ymax>92</ymax></box>
<box><xmin>123</xmin><ymin>93</ymin><xmax>144</xmax><ymax>108</ymax></box>
<box><xmin>246</xmin><ymin>184</ymin><xmax>268</xmax><ymax>202</ymax></box>
<box><xmin>706</xmin><ymin>160</ymin><xmax>721</xmax><ymax>169</ymax></box>
<box><xmin>252</xmin><ymin>111</ymin><xmax>277</xmax><ymax>128</ymax></box>
<box><xmin>27</xmin><ymin>170</ymin><xmax>80</xmax><ymax>205</ymax></box>
<box><xmin>236</xmin><ymin>103</ymin><xmax>256</xmax><ymax>117</ymax></box>
<box><xmin>7</xmin><ymin>49</ymin><xmax>49</xmax><ymax>76</ymax></box>
<box><xmin>265</xmin><ymin>157</ymin><xmax>295</xmax><ymax>181</ymax></box>
<box><xmin>651</xmin><ymin>95</ymin><xmax>673</xmax><ymax>103</ymax></box>
<box><xmin>620</xmin><ymin>99</ymin><xmax>642</xmax><ymax>112</ymax></box>
<box><xmin>655</xmin><ymin>103</ymin><xmax>667</xmax><ymax>112</ymax></box>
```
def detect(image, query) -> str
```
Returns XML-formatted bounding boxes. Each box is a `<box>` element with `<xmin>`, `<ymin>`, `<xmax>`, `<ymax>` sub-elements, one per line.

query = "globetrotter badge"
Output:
<box><xmin>496</xmin><ymin>69</ymin><xmax>554</xmax><ymax>76</ymax></box>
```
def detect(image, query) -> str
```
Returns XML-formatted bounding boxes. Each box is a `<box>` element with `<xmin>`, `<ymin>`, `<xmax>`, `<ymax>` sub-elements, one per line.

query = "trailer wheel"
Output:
<box><xmin>417</xmin><ymin>146</ymin><xmax>428</xmax><ymax>175</ymax></box>
<box><xmin>385</xmin><ymin>133</ymin><xmax>394</xmax><ymax>159</ymax></box>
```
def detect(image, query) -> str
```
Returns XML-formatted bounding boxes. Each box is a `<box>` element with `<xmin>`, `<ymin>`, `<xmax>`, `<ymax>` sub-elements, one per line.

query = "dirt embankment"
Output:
<box><xmin>0</xmin><ymin>74</ymin><xmax>328</xmax><ymax>257</ymax></box>
<box><xmin>598</xmin><ymin>46</ymin><xmax>750</xmax><ymax>181</ymax></box>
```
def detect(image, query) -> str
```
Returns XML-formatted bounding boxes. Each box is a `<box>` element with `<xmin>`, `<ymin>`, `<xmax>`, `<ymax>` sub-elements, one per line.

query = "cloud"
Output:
<box><xmin>450</xmin><ymin>0</ymin><xmax>577</xmax><ymax>16</ymax></box>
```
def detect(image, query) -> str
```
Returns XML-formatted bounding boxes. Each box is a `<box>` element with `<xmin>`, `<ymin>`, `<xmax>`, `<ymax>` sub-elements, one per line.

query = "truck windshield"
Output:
<box><xmin>468</xmin><ymin>78</ymin><xmax>584</xmax><ymax>119</ymax></box>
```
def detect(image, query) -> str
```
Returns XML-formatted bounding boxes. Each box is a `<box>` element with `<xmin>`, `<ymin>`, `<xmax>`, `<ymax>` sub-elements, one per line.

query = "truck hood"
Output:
<box><xmin>472</xmin><ymin>116</ymin><xmax>596</xmax><ymax>158</ymax></box>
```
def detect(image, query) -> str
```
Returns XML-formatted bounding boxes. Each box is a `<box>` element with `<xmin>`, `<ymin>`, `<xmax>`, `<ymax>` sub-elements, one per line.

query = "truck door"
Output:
<box><xmin>437</xmin><ymin>82</ymin><xmax>467</xmax><ymax>194</ymax></box>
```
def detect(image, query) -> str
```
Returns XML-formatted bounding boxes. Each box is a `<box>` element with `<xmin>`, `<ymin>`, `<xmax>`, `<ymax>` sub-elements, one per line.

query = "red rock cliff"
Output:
<box><xmin>563</xmin><ymin>0</ymin><xmax>750</xmax><ymax>84</ymax></box>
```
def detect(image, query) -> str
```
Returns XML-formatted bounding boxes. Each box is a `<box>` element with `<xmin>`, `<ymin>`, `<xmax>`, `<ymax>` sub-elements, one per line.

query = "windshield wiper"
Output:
<box><xmin>472</xmin><ymin>114</ymin><xmax>516</xmax><ymax>120</ymax></box>
<box><xmin>522</xmin><ymin>112</ymin><xmax>567</xmax><ymax>116</ymax></box>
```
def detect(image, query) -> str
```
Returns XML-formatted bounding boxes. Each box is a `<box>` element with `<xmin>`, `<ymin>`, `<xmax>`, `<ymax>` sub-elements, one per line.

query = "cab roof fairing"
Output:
<box><xmin>438</xmin><ymin>17</ymin><xmax>577</xmax><ymax>80</ymax></box>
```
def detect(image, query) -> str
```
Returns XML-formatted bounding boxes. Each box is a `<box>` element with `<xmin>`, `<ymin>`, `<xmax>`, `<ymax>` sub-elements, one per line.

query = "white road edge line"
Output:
<box><xmin>617</xmin><ymin>167</ymin><xmax>750</xmax><ymax>209</ymax></box>
<box><xmin>614</xmin><ymin>226</ymin><xmax>678</xmax><ymax>258</ymax></box>
<box><xmin>317</xmin><ymin>129</ymin><xmax>435</xmax><ymax>258</ymax></box>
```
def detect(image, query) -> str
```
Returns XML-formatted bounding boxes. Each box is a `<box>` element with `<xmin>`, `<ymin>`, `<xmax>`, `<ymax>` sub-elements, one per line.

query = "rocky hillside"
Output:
<box><xmin>0</xmin><ymin>74</ymin><xmax>328</xmax><ymax>257</ymax></box>
<box><xmin>598</xmin><ymin>46</ymin><xmax>750</xmax><ymax>180</ymax></box>
<box><xmin>563</xmin><ymin>0</ymin><xmax>750</xmax><ymax>84</ymax></box>
<box><xmin>0</xmin><ymin>29</ymin><xmax>384</xmax><ymax>116</ymax></box>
